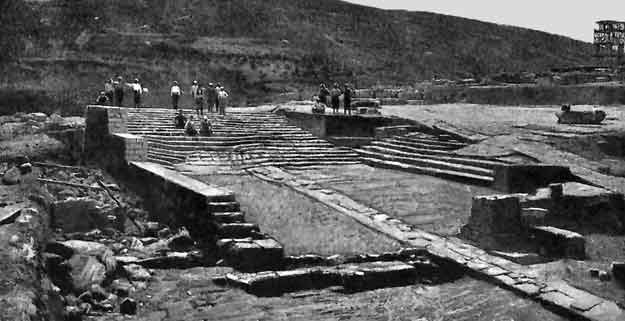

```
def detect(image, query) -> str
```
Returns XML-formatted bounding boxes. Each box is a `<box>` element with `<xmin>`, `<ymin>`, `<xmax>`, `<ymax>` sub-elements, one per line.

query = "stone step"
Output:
<box><xmin>404</xmin><ymin>132</ymin><xmax>463</xmax><ymax>143</ymax></box>
<box><xmin>360</xmin><ymin>157</ymin><xmax>494</xmax><ymax>185</ymax></box>
<box><xmin>217</xmin><ymin>238</ymin><xmax>284</xmax><ymax>271</ymax></box>
<box><xmin>370</xmin><ymin>141</ymin><xmax>491</xmax><ymax>159</ymax></box>
<box><xmin>217</xmin><ymin>223</ymin><xmax>261</xmax><ymax>239</ymax></box>
<box><xmin>145</xmin><ymin>135</ymin><xmax>320</xmax><ymax>143</ymax></box>
<box><xmin>383</xmin><ymin>138</ymin><xmax>460</xmax><ymax>150</ymax></box>
<box><xmin>395</xmin><ymin>135</ymin><xmax>468</xmax><ymax>148</ymax></box>
<box><xmin>208</xmin><ymin>201</ymin><xmax>240</xmax><ymax>212</ymax></box>
<box><xmin>212</xmin><ymin>212</ymin><xmax>245</xmax><ymax>223</ymax></box>
<box><xmin>356</xmin><ymin>149</ymin><xmax>494</xmax><ymax>177</ymax></box>
<box><xmin>362</xmin><ymin>145</ymin><xmax>506</xmax><ymax>169</ymax></box>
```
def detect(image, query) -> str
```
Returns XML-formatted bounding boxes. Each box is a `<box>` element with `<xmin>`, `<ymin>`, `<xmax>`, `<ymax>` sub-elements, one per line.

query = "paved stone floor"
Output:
<box><xmin>288</xmin><ymin>164</ymin><xmax>495</xmax><ymax>236</ymax></box>
<box><xmin>88</xmin><ymin>267</ymin><xmax>567</xmax><ymax>321</ymax></box>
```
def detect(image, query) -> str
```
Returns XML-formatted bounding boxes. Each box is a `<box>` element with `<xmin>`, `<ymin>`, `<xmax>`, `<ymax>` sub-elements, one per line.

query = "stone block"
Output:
<box><xmin>208</xmin><ymin>201</ymin><xmax>240</xmax><ymax>212</ymax></box>
<box><xmin>612</xmin><ymin>262</ymin><xmax>625</xmax><ymax>282</ymax></box>
<box><xmin>531</xmin><ymin>226</ymin><xmax>585</xmax><ymax>259</ymax></box>
<box><xmin>219</xmin><ymin>238</ymin><xmax>284</xmax><ymax>271</ymax></box>
<box><xmin>341</xmin><ymin>261</ymin><xmax>417</xmax><ymax>291</ymax></box>
<box><xmin>212</xmin><ymin>212</ymin><xmax>245</xmax><ymax>223</ymax></box>
<box><xmin>217</xmin><ymin>223</ymin><xmax>260</xmax><ymax>238</ymax></box>
<box><xmin>520</xmin><ymin>208</ymin><xmax>548</xmax><ymax>228</ymax></box>
<box><xmin>51</xmin><ymin>198</ymin><xmax>113</xmax><ymax>233</ymax></box>
<box><xmin>490</xmin><ymin>251</ymin><xmax>546</xmax><ymax>265</ymax></box>
<box><xmin>462</xmin><ymin>195</ymin><xmax>522</xmax><ymax>245</ymax></box>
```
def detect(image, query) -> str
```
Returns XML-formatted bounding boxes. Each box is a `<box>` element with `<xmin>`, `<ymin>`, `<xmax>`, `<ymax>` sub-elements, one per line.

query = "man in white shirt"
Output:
<box><xmin>171</xmin><ymin>81</ymin><xmax>182</xmax><ymax>109</ymax></box>
<box><xmin>126</xmin><ymin>78</ymin><xmax>143</xmax><ymax>108</ymax></box>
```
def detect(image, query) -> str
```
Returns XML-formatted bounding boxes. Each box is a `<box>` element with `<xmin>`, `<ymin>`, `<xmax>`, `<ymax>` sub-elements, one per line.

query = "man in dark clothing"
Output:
<box><xmin>185</xmin><ymin>115</ymin><xmax>198</xmax><ymax>136</ymax></box>
<box><xmin>113</xmin><ymin>76</ymin><xmax>124</xmax><ymax>106</ymax></box>
<box><xmin>330</xmin><ymin>82</ymin><xmax>342</xmax><ymax>114</ymax></box>
<box><xmin>174</xmin><ymin>110</ymin><xmax>187</xmax><ymax>129</ymax></box>
<box><xmin>200</xmin><ymin>116</ymin><xmax>213</xmax><ymax>136</ymax></box>
<box><xmin>343</xmin><ymin>83</ymin><xmax>352</xmax><ymax>115</ymax></box>
<box><xmin>96</xmin><ymin>91</ymin><xmax>108</xmax><ymax>105</ymax></box>
<box><xmin>318</xmin><ymin>83</ymin><xmax>330</xmax><ymax>107</ymax></box>
<box><xmin>206</xmin><ymin>83</ymin><xmax>216</xmax><ymax>113</ymax></box>
<box><xmin>213</xmin><ymin>84</ymin><xmax>221</xmax><ymax>113</ymax></box>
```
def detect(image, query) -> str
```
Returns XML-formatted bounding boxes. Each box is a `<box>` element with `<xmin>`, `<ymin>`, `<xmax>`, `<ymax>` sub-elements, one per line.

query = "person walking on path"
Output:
<box><xmin>127</xmin><ymin>78</ymin><xmax>144</xmax><ymax>108</ymax></box>
<box><xmin>330</xmin><ymin>82</ymin><xmax>342</xmax><ymax>114</ymax></box>
<box><xmin>104</xmin><ymin>79</ymin><xmax>114</xmax><ymax>105</ymax></box>
<box><xmin>113</xmin><ymin>76</ymin><xmax>124</xmax><ymax>106</ymax></box>
<box><xmin>205</xmin><ymin>83</ymin><xmax>216</xmax><ymax>113</ymax></box>
<box><xmin>170</xmin><ymin>81</ymin><xmax>182</xmax><ymax>109</ymax></box>
<box><xmin>343</xmin><ymin>83</ymin><xmax>352</xmax><ymax>115</ymax></box>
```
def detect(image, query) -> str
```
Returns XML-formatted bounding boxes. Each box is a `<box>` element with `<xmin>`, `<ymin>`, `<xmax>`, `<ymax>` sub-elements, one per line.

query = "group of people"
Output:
<box><xmin>97</xmin><ymin>76</ymin><xmax>147</xmax><ymax>108</ymax></box>
<box><xmin>171</xmin><ymin>80</ymin><xmax>229</xmax><ymax>117</ymax></box>
<box><xmin>317</xmin><ymin>82</ymin><xmax>353</xmax><ymax>115</ymax></box>
<box><xmin>174</xmin><ymin>109</ymin><xmax>213</xmax><ymax>137</ymax></box>
<box><xmin>96</xmin><ymin>77</ymin><xmax>229</xmax><ymax>115</ymax></box>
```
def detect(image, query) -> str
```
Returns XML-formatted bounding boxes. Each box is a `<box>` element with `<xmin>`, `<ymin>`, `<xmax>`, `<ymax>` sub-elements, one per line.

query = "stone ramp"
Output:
<box><xmin>126</xmin><ymin>108</ymin><xmax>360</xmax><ymax>169</ymax></box>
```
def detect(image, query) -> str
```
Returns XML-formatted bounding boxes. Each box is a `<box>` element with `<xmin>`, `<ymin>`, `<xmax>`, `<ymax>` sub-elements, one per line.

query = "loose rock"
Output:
<box><xmin>123</xmin><ymin>264</ymin><xmax>151</xmax><ymax>281</ymax></box>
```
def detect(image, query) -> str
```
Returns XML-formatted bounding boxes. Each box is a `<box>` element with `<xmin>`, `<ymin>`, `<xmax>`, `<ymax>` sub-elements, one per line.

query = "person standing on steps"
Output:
<box><xmin>217</xmin><ymin>85</ymin><xmax>229</xmax><ymax>116</ymax></box>
<box><xmin>191</xmin><ymin>80</ymin><xmax>199</xmax><ymax>106</ymax></box>
<box><xmin>206</xmin><ymin>83</ymin><xmax>216</xmax><ymax>113</ymax></box>
<box><xmin>318</xmin><ymin>83</ymin><xmax>330</xmax><ymax>107</ymax></box>
<box><xmin>127</xmin><ymin>78</ymin><xmax>144</xmax><ymax>108</ymax></box>
<box><xmin>343</xmin><ymin>83</ymin><xmax>352</xmax><ymax>115</ymax></box>
<box><xmin>195</xmin><ymin>86</ymin><xmax>205</xmax><ymax>117</ymax></box>
<box><xmin>113</xmin><ymin>76</ymin><xmax>124</xmax><ymax>106</ymax></box>
<box><xmin>213</xmin><ymin>83</ymin><xmax>221</xmax><ymax>114</ymax></box>
<box><xmin>170</xmin><ymin>81</ymin><xmax>182</xmax><ymax>109</ymax></box>
<box><xmin>104</xmin><ymin>78</ymin><xmax>114</xmax><ymax>105</ymax></box>
<box><xmin>330</xmin><ymin>82</ymin><xmax>342</xmax><ymax>114</ymax></box>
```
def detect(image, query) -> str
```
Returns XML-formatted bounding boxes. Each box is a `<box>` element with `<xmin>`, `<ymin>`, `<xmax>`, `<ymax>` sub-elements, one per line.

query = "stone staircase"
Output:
<box><xmin>355</xmin><ymin>132</ymin><xmax>510</xmax><ymax>185</ymax></box>
<box><xmin>126</xmin><ymin>109</ymin><xmax>360</xmax><ymax>168</ymax></box>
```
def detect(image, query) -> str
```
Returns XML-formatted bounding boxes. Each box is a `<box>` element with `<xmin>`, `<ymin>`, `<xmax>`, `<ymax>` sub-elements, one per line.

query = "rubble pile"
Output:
<box><xmin>0</xmin><ymin>112</ymin><xmax>83</xmax><ymax>139</ymax></box>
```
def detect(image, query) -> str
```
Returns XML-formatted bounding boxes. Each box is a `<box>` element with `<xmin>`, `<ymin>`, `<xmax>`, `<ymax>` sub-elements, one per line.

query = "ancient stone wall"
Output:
<box><xmin>84</xmin><ymin>105</ymin><xmax>147</xmax><ymax>171</ymax></box>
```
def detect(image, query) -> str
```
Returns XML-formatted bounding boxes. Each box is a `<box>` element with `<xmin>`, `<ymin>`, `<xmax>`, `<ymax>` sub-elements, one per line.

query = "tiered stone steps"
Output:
<box><xmin>126</xmin><ymin>109</ymin><xmax>360</xmax><ymax>168</ymax></box>
<box><xmin>356</xmin><ymin>132</ymin><xmax>509</xmax><ymax>185</ymax></box>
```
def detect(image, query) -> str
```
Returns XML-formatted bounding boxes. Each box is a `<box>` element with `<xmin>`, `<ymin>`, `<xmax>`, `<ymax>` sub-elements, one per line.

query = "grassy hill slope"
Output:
<box><xmin>1</xmin><ymin>0</ymin><xmax>593</xmax><ymax>113</ymax></box>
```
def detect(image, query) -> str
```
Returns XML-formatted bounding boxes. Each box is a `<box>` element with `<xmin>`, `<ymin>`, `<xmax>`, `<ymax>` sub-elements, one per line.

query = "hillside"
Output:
<box><xmin>1</xmin><ymin>0</ymin><xmax>594</xmax><ymax>113</ymax></box>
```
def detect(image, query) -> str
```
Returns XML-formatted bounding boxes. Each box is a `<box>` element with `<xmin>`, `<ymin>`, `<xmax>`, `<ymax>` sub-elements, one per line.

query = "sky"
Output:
<box><xmin>344</xmin><ymin>0</ymin><xmax>625</xmax><ymax>43</ymax></box>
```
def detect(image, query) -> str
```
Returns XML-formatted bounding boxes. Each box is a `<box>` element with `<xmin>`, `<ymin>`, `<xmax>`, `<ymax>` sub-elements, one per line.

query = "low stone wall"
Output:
<box><xmin>283</xmin><ymin>111</ymin><xmax>417</xmax><ymax>138</ymax></box>
<box><xmin>426</xmin><ymin>84</ymin><xmax>625</xmax><ymax>105</ymax></box>
<box><xmin>122</xmin><ymin>162</ymin><xmax>235</xmax><ymax>244</ymax></box>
